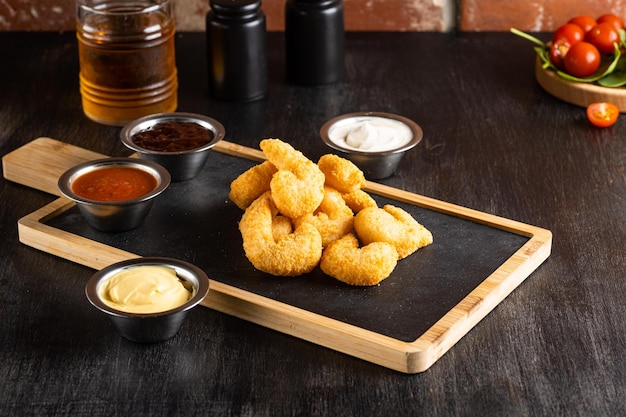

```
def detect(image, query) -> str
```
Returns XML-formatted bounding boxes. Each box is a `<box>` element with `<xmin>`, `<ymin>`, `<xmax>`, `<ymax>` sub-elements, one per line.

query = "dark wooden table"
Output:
<box><xmin>1</xmin><ymin>31</ymin><xmax>624</xmax><ymax>416</ymax></box>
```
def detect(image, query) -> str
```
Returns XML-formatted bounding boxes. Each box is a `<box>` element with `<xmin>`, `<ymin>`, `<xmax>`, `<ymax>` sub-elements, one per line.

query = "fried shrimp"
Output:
<box><xmin>294</xmin><ymin>186</ymin><xmax>354</xmax><ymax>247</ymax></box>
<box><xmin>230</xmin><ymin>139</ymin><xmax>434</xmax><ymax>281</ymax></box>
<box><xmin>260</xmin><ymin>139</ymin><xmax>325</xmax><ymax>219</ymax></box>
<box><xmin>342</xmin><ymin>189</ymin><xmax>378</xmax><ymax>213</ymax></box>
<box><xmin>354</xmin><ymin>205</ymin><xmax>433</xmax><ymax>259</ymax></box>
<box><xmin>229</xmin><ymin>160</ymin><xmax>277</xmax><ymax>210</ymax></box>
<box><xmin>317</xmin><ymin>154</ymin><xmax>366</xmax><ymax>194</ymax></box>
<box><xmin>239</xmin><ymin>192</ymin><xmax>323</xmax><ymax>276</ymax></box>
<box><xmin>320</xmin><ymin>233</ymin><xmax>398</xmax><ymax>286</ymax></box>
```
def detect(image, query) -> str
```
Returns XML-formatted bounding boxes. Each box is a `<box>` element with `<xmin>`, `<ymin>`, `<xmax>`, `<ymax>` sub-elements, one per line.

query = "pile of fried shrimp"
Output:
<box><xmin>228</xmin><ymin>138</ymin><xmax>433</xmax><ymax>286</ymax></box>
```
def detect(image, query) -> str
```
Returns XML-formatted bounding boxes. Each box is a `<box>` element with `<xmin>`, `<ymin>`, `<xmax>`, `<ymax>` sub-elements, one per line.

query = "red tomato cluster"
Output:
<box><xmin>550</xmin><ymin>13</ymin><xmax>624</xmax><ymax>78</ymax></box>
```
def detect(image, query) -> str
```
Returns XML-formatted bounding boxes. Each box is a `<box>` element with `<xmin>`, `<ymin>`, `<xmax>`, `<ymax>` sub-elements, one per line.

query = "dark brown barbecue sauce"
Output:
<box><xmin>132</xmin><ymin>121</ymin><xmax>214</xmax><ymax>152</ymax></box>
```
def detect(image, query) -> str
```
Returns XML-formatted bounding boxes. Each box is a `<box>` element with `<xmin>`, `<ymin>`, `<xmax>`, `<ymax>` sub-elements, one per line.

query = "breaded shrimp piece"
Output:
<box><xmin>294</xmin><ymin>186</ymin><xmax>354</xmax><ymax>247</ymax></box>
<box><xmin>354</xmin><ymin>205</ymin><xmax>433</xmax><ymax>259</ymax></box>
<box><xmin>317</xmin><ymin>154</ymin><xmax>366</xmax><ymax>194</ymax></box>
<box><xmin>239</xmin><ymin>192</ymin><xmax>323</xmax><ymax>276</ymax></box>
<box><xmin>320</xmin><ymin>233</ymin><xmax>398</xmax><ymax>286</ymax></box>
<box><xmin>260</xmin><ymin>139</ymin><xmax>325</xmax><ymax>219</ymax></box>
<box><xmin>342</xmin><ymin>189</ymin><xmax>378</xmax><ymax>213</ymax></box>
<box><xmin>229</xmin><ymin>160</ymin><xmax>277</xmax><ymax>210</ymax></box>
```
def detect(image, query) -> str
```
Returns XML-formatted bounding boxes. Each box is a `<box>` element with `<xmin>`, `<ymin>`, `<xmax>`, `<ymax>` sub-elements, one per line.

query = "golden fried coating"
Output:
<box><xmin>294</xmin><ymin>186</ymin><xmax>354</xmax><ymax>247</ymax></box>
<box><xmin>272</xmin><ymin>215</ymin><xmax>293</xmax><ymax>241</ymax></box>
<box><xmin>341</xmin><ymin>189</ymin><xmax>378</xmax><ymax>213</ymax></box>
<box><xmin>320</xmin><ymin>233</ymin><xmax>398</xmax><ymax>286</ymax></box>
<box><xmin>317</xmin><ymin>154</ymin><xmax>366</xmax><ymax>194</ymax></box>
<box><xmin>354</xmin><ymin>205</ymin><xmax>433</xmax><ymax>259</ymax></box>
<box><xmin>260</xmin><ymin>139</ymin><xmax>325</xmax><ymax>219</ymax></box>
<box><xmin>239</xmin><ymin>192</ymin><xmax>323</xmax><ymax>276</ymax></box>
<box><xmin>229</xmin><ymin>160</ymin><xmax>277</xmax><ymax>210</ymax></box>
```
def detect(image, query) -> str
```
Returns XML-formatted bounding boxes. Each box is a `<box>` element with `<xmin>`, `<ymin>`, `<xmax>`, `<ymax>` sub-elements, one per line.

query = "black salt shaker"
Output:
<box><xmin>285</xmin><ymin>0</ymin><xmax>345</xmax><ymax>85</ymax></box>
<box><xmin>206</xmin><ymin>0</ymin><xmax>267</xmax><ymax>101</ymax></box>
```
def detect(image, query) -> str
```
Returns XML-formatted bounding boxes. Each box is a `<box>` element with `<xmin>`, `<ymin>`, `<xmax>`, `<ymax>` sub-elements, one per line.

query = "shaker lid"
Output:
<box><xmin>210</xmin><ymin>0</ymin><xmax>261</xmax><ymax>13</ymax></box>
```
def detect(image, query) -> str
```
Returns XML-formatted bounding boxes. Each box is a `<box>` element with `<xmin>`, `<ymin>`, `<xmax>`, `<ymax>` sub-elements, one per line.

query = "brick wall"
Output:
<box><xmin>1</xmin><ymin>0</ymin><xmax>625</xmax><ymax>32</ymax></box>
<box><xmin>0</xmin><ymin>0</ymin><xmax>454</xmax><ymax>32</ymax></box>
<box><xmin>460</xmin><ymin>0</ymin><xmax>626</xmax><ymax>31</ymax></box>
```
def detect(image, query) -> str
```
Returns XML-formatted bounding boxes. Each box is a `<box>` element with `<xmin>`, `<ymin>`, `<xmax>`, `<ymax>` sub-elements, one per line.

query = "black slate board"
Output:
<box><xmin>46</xmin><ymin>150</ymin><xmax>529</xmax><ymax>343</ymax></box>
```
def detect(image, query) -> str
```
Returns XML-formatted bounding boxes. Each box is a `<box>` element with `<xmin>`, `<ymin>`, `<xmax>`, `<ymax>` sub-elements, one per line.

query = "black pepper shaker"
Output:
<box><xmin>285</xmin><ymin>0</ymin><xmax>345</xmax><ymax>85</ymax></box>
<box><xmin>206</xmin><ymin>0</ymin><xmax>267</xmax><ymax>101</ymax></box>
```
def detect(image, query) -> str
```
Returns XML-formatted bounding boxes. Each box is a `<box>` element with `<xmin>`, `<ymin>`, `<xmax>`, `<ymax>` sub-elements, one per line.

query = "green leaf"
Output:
<box><xmin>534</xmin><ymin>46</ymin><xmax>555</xmax><ymax>69</ymax></box>
<box><xmin>598</xmin><ymin>56</ymin><xmax>626</xmax><ymax>87</ymax></box>
<box><xmin>510</xmin><ymin>28</ymin><xmax>546</xmax><ymax>49</ymax></box>
<box><xmin>597</xmin><ymin>71</ymin><xmax>626</xmax><ymax>87</ymax></box>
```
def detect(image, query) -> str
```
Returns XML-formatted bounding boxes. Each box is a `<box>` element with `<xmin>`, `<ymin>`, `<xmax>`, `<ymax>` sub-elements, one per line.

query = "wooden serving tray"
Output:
<box><xmin>535</xmin><ymin>57</ymin><xmax>626</xmax><ymax>112</ymax></box>
<box><xmin>2</xmin><ymin>138</ymin><xmax>552</xmax><ymax>374</ymax></box>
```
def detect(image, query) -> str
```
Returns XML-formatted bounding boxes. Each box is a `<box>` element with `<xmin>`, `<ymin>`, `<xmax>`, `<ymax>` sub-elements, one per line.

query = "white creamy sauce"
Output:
<box><xmin>328</xmin><ymin>116</ymin><xmax>413</xmax><ymax>152</ymax></box>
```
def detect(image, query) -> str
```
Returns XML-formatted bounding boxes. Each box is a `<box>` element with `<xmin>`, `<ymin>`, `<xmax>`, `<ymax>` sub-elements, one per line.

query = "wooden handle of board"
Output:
<box><xmin>2</xmin><ymin>137</ymin><xmax>266</xmax><ymax>196</ymax></box>
<box><xmin>2</xmin><ymin>138</ymin><xmax>108</xmax><ymax>196</ymax></box>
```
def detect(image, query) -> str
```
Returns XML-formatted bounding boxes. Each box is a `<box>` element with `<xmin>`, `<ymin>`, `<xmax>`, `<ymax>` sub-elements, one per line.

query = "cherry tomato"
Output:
<box><xmin>568</xmin><ymin>15</ymin><xmax>598</xmax><ymax>34</ymax></box>
<box><xmin>563</xmin><ymin>41</ymin><xmax>601</xmax><ymax>77</ymax></box>
<box><xmin>549</xmin><ymin>39</ymin><xmax>571</xmax><ymax>70</ymax></box>
<box><xmin>585</xmin><ymin>23</ymin><xmax>621</xmax><ymax>54</ymax></box>
<box><xmin>596</xmin><ymin>13</ymin><xmax>624</xmax><ymax>31</ymax></box>
<box><xmin>552</xmin><ymin>23</ymin><xmax>585</xmax><ymax>44</ymax></box>
<box><xmin>586</xmin><ymin>102</ymin><xmax>619</xmax><ymax>127</ymax></box>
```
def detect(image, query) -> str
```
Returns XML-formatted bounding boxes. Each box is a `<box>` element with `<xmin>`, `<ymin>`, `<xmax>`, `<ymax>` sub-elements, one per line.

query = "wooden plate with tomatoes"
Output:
<box><xmin>535</xmin><ymin>56</ymin><xmax>626</xmax><ymax>112</ymax></box>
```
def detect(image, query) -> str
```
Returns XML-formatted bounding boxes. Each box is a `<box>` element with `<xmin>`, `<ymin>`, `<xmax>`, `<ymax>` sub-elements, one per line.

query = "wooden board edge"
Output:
<box><xmin>366</xmin><ymin>180</ymin><xmax>550</xmax><ymax>240</ymax></box>
<box><xmin>213</xmin><ymin>140</ymin><xmax>265</xmax><ymax>162</ymax></box>
<box><xmin>17</xmin><ymin>198</ymin><xmax>141</xmax><ymax>269</ymax></box>
<box><xmin>203</xmin><ymin>281</ymin><xmax>426</xmax><ymax>373</ymax></box>
<box><xmin>408</xmin><ymin>227</ymin><xmax>552</xmax><ymax>372</ymax></box>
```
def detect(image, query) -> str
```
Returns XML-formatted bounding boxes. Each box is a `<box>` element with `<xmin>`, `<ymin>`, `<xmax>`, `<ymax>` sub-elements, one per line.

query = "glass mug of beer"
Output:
<box><xmin>77</xmin><ymin>0</ymin><xmax>178</xmax><ymax>126</ymax></box>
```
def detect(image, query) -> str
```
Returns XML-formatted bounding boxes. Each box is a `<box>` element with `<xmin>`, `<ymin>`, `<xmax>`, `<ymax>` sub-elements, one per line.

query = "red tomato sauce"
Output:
<box><xmin>71</xmin><ymin>166</ymin><xmax>157</xmax><ymax>201</ymax></box>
